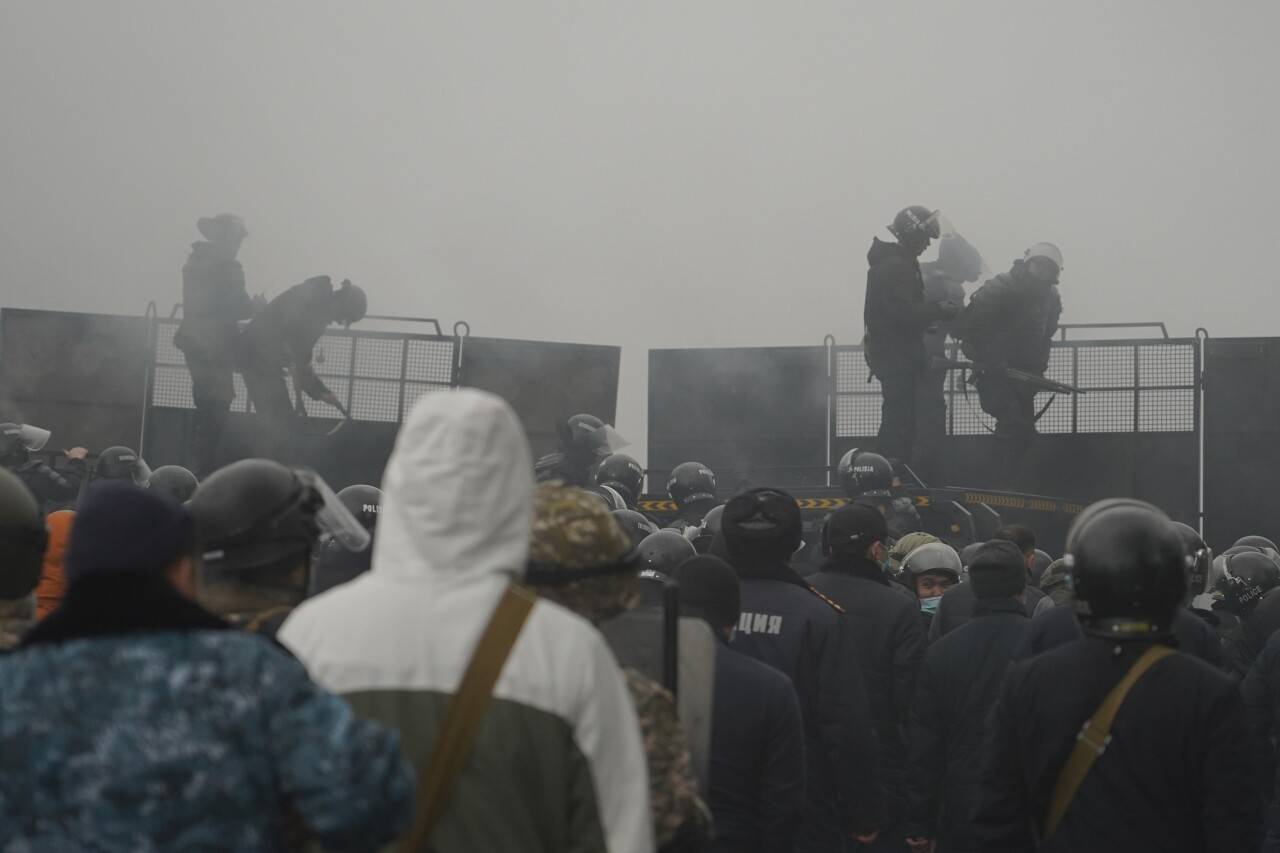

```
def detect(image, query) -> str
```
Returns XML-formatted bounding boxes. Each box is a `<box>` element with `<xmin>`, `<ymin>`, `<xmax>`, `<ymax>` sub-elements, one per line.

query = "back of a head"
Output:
<box><xmin>966</xmin><ymin>541</ymin><xmax>1027</xmax><ymax>600</ymax></box>
<box><xmin>823</xmin><ymin>502</ymin><xmax>889</xmax><ymax>560</ymax></box>
<box><xmin>674</xmin><ymin>554</ymin><xmax>740</xmax><ymax>633</ymax></box>
<box><xmin>612</xmin><ymin>508</ymin><xmax>659</xmax><ymax>547</ymax></box>
<box><xmin>147</xmin><ymin>465</ymin><xmax>199</xmax><ymax>504</ymax></box>
<box><xmin>593</xmin><ymin>453</ymin><xmax>645</xmax><ymax>506</ymax></box>
<box><xmin>379</xmin><ymin>389</ymin><xmax>533</xmax><ymax>581</ymax></box>
<box><xmin>528</xmin><ymin>483</ymin><xmax>638</xmax><ymax>624</ymax></box>
<box><xmin>994</xmin><ymin>524</ymin><xmax>1036</xmax><ymax>556</ymax></box>
<box><xmin>667</xmin><ymin>462</ymin><xmax>717</xmax><ymax>509</ymax></box>
<box><xmin>0</xmin><ymin>468</ymin><xmax>47</xmax><ymax>600</ymax></box>
<box><xmin>721</xmin><ymin>487</ymin><xmax>803</xmax><ymax>568</ymax></box>
<box><xmin>65</xmin><ymin>480</ymin><xmax>194</xmax><ymax>586</ymax></box>
<box><xmin>1066</xmin><ymin>499</ymin><xmax>1186</xmax><ymax>637</ymax></box>
<box><xmin>960</xmin><ymin>541</ymin><xmax>985</xmax><ymax>569</ymax></box>
<box><xmin>637</xmin><ymin>530</ymin><xmax>697</xmax><ymax>581</ymax></box>
<box><xmin>837</xmin><ymin>448</ymin><xmax>893</xmax><ymax>498</ymax></box>
<box><xmin>94</xmin><ymin>446</ymin><xmax>151</xmax><ymax>486</ymax></box>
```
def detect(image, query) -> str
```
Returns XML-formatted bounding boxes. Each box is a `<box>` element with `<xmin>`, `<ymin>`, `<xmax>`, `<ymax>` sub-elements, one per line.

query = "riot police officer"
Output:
<box><xmin>594</xmin><ymin>452</ymin><xmax>646</xmax><ymax>509</ymax></box>
<box><xmin>864</xmin><ymin>206</ymin><xmax>960</xmax><ymax>466</ymax></box>
<box><xmin>534</xmin><ymin>413</ymin><xmax>627</xmax><ymax>487</ymax></box>
<box><xmin>837</xmin><ymin>447</ymin><xmax>922</xmax><ymax>540</ymax></box>
<box><xmin>311</xmin><ymin>484</ymin><xmax>381</xmax><ymax>595</ymax></box>
<box><xmin>175</xmin><ymin>214</ymin><xmax>253</xmax><ymax>476</ymax></box>
<box><xmin>238</xmin><ymin>277</ymin><xmax>366</xmax><ymax>460</ymax></box>
<box><xmin>187</xmin><ymin>458</ymin><xmax>369</xmax><ymax>637</ymax></box>
<box><xmin>972</xmin><ymin>499</ymin><xmax>1262</xmax><ymax>850</ymax></box>
<box><xmin>666</xmin><ymin>461</ymin><xmax>718</xmax><ymax>532</ymax></box>
<box><xmin>953</xmin><ymin>243</ymin><xmax>1064</xmax><ymax>488</ymax></box>
<box><xmin>0</xmin><ymin>422</ymin><xmax>87</xmax><ymax>510</ymax></box>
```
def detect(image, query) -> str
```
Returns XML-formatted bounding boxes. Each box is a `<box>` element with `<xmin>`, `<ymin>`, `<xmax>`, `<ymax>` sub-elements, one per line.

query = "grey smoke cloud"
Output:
<box><xmin>2</xmin><ymin>1</ymin><xmax>1277</xmax><ymax>464</ymax></box>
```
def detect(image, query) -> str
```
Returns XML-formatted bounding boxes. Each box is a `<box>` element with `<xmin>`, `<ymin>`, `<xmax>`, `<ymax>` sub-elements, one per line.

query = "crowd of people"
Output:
<box><xmin>0</xmin><ymin>386</ymin><xmax>1277</xmax><ymax>852</ymax></box>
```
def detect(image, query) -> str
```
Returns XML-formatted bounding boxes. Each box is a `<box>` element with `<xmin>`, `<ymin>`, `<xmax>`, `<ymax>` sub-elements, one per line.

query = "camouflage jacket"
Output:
<box><xmin>625</xmin><ymin>668</ymin><xmax>712</xmax><ymax>849</ymax></box>
<box><xmin>0</xmin><ymin>576</ymin><xmax>414</xmax><ymax>851</ymax></box>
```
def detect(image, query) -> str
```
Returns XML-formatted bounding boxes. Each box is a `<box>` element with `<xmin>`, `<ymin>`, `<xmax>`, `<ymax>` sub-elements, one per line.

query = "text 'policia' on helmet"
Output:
<box><xmin>593</xmin><ymin>453</ymin><xmax>645</xmax><ymax>506</ymax></box>
<box><xmin>335</xmin><ymin>484</ymin><xmax>381</xmax><ymax>532</ymax></box>
<box><xmin>94</xmin><ymin>446</ymin><xmax>151</xmax><ymax>487</ymax></box>
<box><xmin>188</xmin><ymin>459</ymin><xmax>370</xmax><ymax>575</ymax></box>
<box><xmin>667</xmin><ymin>462</ymin><xmax>717</xmax><ymax>508</ymax></box>
<box><xmin>1065</xmin><ymin>498</ymin><xmax>1187</xmax><ymax>637</ymax></box>
<box><xmin>837</xmin><ymin>448</ymin><xmax>894</xmax><ymax>498</ymax></box>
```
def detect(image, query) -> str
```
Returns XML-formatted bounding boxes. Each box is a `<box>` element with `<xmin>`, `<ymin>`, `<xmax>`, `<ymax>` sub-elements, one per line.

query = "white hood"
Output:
<box><xmin>372</xmin><ymin>388</ymin><xmax>533</xmax><ymax>585</ymax></box>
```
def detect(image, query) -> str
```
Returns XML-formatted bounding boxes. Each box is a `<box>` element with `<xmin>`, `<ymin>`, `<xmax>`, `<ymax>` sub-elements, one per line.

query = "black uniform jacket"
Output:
<box><xmin>864</xmin><ymin>238</ymin><xmax>938</xmax><ymax>375</ymax></box>
<box><xmin>729</xmin><ymin>558</ymin><xmax>884</xmax><ymax>838</ymax></box>
<box><xmin>706</xmin><ymin>639</ymin><xmax>806</xmax><ymax>853</ymax></box>
<box><xmin>973</xmin><ymin>635</ymin><xmax>1261</xmax><ymax>852</ymax></box>
<box><xmin>955</xmin><ymin>261</ymin><xmax>1061</xmax><ymax>373</ymax></box>
<box><xmin>1017</xmin><ymin>602</ymin><xmax>1225</xmax><ymax>668</ymax></box>
<box><xmin>239</xmin><ymin>278</ymin><xmax>334</xmax><ymax>399</ymax></box>
<box><xmin>904</xmin><ymin>597</ymin><xmax>1028</xmax><ymax>847</ymax></box>
<box><xmin>809</xmin><ymin>556</ymin><xmax>926</xmax><ymax>822</ymax></box>
<box><xmin>175</xmin><ymin>241</ymin><xmax>252</xmax><ymax>359</ymax></box>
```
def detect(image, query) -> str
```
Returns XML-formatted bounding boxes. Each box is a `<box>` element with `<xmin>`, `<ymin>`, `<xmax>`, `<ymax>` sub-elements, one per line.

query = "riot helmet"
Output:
<box><xmin>189</xmin><ymin>460</ymin><xmax>368</xmax><ymax>611</ymax></box>
<box><xmin>558</xmin><ymin>413</ymin><xmax>628</xmax><ymax>459</ymax></box>
<box><xmin>837</xmin><ymin>448</ymin><xmax>894</xmax><ymax>497</ymax></box>
<box><xmin>1215</xmin><ymin>549</ymin><xmax>1280</xmax><ymax>616</ymax></box>
<box><xmin>637</xmin><ymin>529</ymin><xmax>697</xmax><ymax>583</ymax></box>
<box><xmin>1170</xmin><ymin>521</ymin><xmax>1213</xmax><ymax>602</ymax></box>
<box><xmin>146</xmin><ymin>465</ymin><xmax>199</xmax><ymax>504</ymax></box>
<box><xmin>334</xmin><ymin>279</ymin><xmax>367</xmax><ymax>327</ymax></box>
<box><xmin>588</xmin><ymin>485</ymin><xmax>628</xmax><ymax>512</ymax></box>
<box><xmin>612</xmin><ymin>508</ymin><xmax>661</xmax><ymax>547</ymax></box>
<box><xmin>593</xmin><ymin>453</ymin><xmax>645</xmax><ymax>507</ymax></box>
<box><xmin>0</xmin><ymin>423</ymin><xmax>51</xmax><ymax>468</ymax></box>
<box><xmin>336</xmin><ymin>484</ymin><xmax>381</xmax><ymax>532</ymax></box>
<box><xmin>1066</xmin><ymin>499</ymin><xmax>1187</xmax><ymax>637</ymax></box>
<box><xmin>888</xmin><ymin>206</ymin><xmax>942</xmax><ymax>254</ymax></box>
<box><xmin>692</xmin><ymin>503</ymin><xmax>726</xmax><ymax>554</ymax></box>
<box><xmin>0</xmin><ymin>468</ymin><xmax>47</xmax><ymax>600</ymax></box>
<box><xmin>1233</xmin><ymin>535</ymin><xmax>1280</xmax><ymax>561</ymax></box>
<box><xmin>936</xmin><ymin>233</ymin><xmax>985</xmax><ymax>283</ymax></box>
<box><xmin>667</xmin><ymin>462</ymin><xmax>717</xmax><ymax>509</ymax></box>
<box><xmin>94</xmin><ymin>446</ymin><xmax>151</xmax><ymax>486</ymax></box>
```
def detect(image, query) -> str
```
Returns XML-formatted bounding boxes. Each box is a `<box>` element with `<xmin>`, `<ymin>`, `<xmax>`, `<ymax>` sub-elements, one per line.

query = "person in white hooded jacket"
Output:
<box><xmin>280</xmin><ymin>389</ymin><xmax>654</xmax><ymax>853</ymax></box>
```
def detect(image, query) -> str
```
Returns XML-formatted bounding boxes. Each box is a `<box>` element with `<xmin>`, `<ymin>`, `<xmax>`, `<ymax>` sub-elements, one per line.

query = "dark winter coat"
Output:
<box><xmin>729</xmin><ymin>559</ymin><xmax>884</xmax><ymax>846</ymax></box>
<box><xmin>904</xmin><ymin>597</ymin><xmax>1028</xmax><ymax>848</ymax></box>
<box><xmin>13</xmin><ymin>457</ymin><xmax>84</xmax><ymax>509</ymax></box>
<box><xmin>809</xmin><ymin>556</ymin><xmax>926</xmax><ymax>827</ymax></box>
<box><xmin>954</xmin><ymin>260</ymin><xmax>1061</xmax><ymax>373</ymax></box>
<box><xmin>706</xmin><ymin>639</ymin><xmax>806</xmax><ymax>853</ymax></box>
<box><xmin>239</xmin><ymin>277</ymin><xmax>336</xmax><ymax>399</ymax></box>
<box><xmin>973</xmin><ymin>636</ymin><xmax>1262</xmax><ymax>852</ymax></box>
<box><xmin>928</xmin><ymin>578</ymin><xmax>1047</xmax><ymax>643</ymax></box>
<box><xmin>533</xmin><ymin>450</ymin><xmax>595</xmax><ymax>488</ymax></box>
<box><xmin>174</xmin><ymin>241</ymin><xmax>253</xmax><ymax>359</ymax></box>
<box><xmin>1242</xmin><ymin>631</ymin><xmax>1280</xmax><ymax>832</ymax></box>
<box><xmin>1017</xmin><ymin>602</ymin><xmax>1226</xmax><ymax>668</ymax></box>
<box><xmin>864</xmin><ymin>238</ymin><xmax>941</xmax><ymax>375</ymax></box>
<box><xmin>1</xmin><ymin>574</ymin><xmax>413</xmax><ymax>851</ymax></box>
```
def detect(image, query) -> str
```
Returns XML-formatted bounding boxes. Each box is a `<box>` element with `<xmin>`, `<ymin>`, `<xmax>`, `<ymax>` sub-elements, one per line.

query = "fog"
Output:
<box><xmin>2</xmin><ymin>1</ymin><xmax>1277</xmax><ymax>463</ymax></box>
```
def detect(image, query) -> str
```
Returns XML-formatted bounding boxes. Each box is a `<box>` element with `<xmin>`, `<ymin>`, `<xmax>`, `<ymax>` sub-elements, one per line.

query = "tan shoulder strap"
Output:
<box><xmin>1042</xmin><ymin>644</ymin><xmax>1175</xmax><ymax>840</ymax></box>
<box><xmin>401</xmin><ymin>583</ymin><xmax>537</xmax><ymax>851</ymax></box>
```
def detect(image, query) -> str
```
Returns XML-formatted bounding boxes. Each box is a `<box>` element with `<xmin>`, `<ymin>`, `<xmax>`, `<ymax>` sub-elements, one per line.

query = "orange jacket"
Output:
<box><xmin>36</xmin><ymin>510</ymin><xmax>74</xmax><ymax>620</ymax></box>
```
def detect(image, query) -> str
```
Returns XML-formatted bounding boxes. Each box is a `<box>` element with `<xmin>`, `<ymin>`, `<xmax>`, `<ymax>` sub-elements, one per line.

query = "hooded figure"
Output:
<box><xmin>280</xmin><ymin>389</ymin><xmax>653</xmax><ymax>853</ymax></box>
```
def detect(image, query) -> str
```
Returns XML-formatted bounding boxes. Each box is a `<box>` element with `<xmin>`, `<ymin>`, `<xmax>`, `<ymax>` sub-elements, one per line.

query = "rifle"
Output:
<box><xmin>930</xmin><ymin>357</ymin><xmax>1085</xmax><ymax>396</ymax></box>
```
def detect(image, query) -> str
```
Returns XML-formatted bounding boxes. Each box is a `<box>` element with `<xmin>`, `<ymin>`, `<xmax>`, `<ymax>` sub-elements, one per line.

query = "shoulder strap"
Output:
<box><xmin>1042</xmin><ymin>644</ymin><xmax>1175</xmax><ymax>840</ymax></box>
<box><xmin>401</xmin><ymin>583</ymin><xmax>537</xmax><ymax>851</ymax></box>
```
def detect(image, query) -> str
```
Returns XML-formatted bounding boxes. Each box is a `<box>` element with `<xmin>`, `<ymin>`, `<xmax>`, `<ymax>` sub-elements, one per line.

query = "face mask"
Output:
<box><xmin>920</xmin><ymin>595</ymin><xmax>942</xmax><ymax>616</ymax></box>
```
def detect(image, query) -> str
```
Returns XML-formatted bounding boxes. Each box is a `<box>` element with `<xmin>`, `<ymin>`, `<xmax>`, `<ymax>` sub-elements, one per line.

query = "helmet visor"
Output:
<box><xmin>296</xmin><ymin>468</ymin><xmax>372</xmax><ymax>552</ymax></box>
<box><xmin>17</xmin><ymin>424</ymin><xmax>51</xmax><ymax>452</ymax></box>
<box><xmin>582</xmin><ymin>423</ymin><xmax>629</xmax><ymax>455</ymax></box>
<box><xmin>131</xmin><ymin>457</ymin><xmax>153</xmax><ymax>487</ymax></box>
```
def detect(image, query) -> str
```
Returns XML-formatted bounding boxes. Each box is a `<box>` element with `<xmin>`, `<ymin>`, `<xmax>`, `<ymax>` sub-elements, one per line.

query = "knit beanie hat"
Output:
<box><xmin>674</xmin><ymin>555</ymin><xmax>741</xmax><ymax>631</ymax></box>
<box><xmin>65</xmin><ymin>481</ymin><xmax>194</xmax><ymax>583</ymax></box>
<box><xmin>967</xmin><ymin>540</ymin><xmax>1027</xmax><ymax>600</ymax></box>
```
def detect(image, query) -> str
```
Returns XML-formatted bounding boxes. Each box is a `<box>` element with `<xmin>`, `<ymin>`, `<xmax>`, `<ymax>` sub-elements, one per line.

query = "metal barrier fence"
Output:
<box><xmin>148</xmin><ymin>319</ymin><xmax>460</xmax><ymax>423</ymax></box>
<box><xmin>831</xmin><ymin>338</ymin><xmax>1200</xmax><ymax>439</ymax></box>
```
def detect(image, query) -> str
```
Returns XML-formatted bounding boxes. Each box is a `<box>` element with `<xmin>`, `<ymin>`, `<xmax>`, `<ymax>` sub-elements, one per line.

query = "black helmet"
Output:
<box><xmin>1170</xmin><ymin>521</ymin><xmax>1213</xmax><ymax>602</ymax></box>
<box><xmin>693</xmin><ymin>503</ymin><xmax>726</xmax><ymax>553</ymax></box>
<box><xmin>588</xmin><ymin>485</ymin><xmax>627</xmax><ymax>513</ymax></box>
<box><xmin>636</xmin><ymin>529</ymin><xmax>696</xmax><ymax>582</ymax></box>
<box><xmin>667</xmin><ymin>462</ymin><xmax>717</xmax><ymax>509</ymax></box>
<box><xmin>0</xmin><ymin>468</ymin><xmax>47</xmax><ymax>600</ymax></box>
<box><xmin>888</xmin><ymin>205</ymin><xmax>941</xmax><ymax>248</ymax></box>
<box><xmin>612</xmin><ymin>508</ymin><xmax>660</xmax><ymax>547</ymax></box>
<box><xmin>593</xmin><ymin>453</ymin><xmax>645</xmax><ymax>507</ymax></box>
<box><xmin>1066</xmin><ymin>499</ymin><xmax>1187</xmax><ymax>637</ymax></box>
<box><xmin>146</xmin><ymin>465</ymin><xmax>199</xmax><ymax>504</ymax></box>
<box><xmin>94</xmin><ymin>446</ymin><xmax>151</xmax><ymax>486</ymax></box>
<box><xmin>837</xmin><ymin>448</ymin><xmax>894</xmax><ymax>498</ymax></box>
<box><xmin>334</xmin><ymin>279</ymin><xmax>367</xmax><ymax>326</ymax></box>
<box><xmin>0</xmin><ymin>423</ymin><xmax>36</xmax><ymax>468</ymax></box>
<box><xmin>1233</xmin><ymin>535</ymin><xmax>1280</xmax><ymax>559</ymax></box>
<box><xmin>1215</xmin><ymin>550</ymin><xmax>1280</xmax><ymax>616</ymax></box>
<box><xmin>336</xmin><ymin>484</ymin><xmax>381</xmax><ymax>532</ymax></box>
<box><xmin>558</xmin><ymin>413</ymin><xmax>627</xmax><ymax>459</ymax></box>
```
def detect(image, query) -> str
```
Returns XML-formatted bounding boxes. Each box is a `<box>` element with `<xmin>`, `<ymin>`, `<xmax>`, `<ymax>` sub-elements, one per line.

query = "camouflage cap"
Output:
<box><xmin>529</xmin><ymin>484</ymin><xmax>640</xmax><ymax>624</ymax></box>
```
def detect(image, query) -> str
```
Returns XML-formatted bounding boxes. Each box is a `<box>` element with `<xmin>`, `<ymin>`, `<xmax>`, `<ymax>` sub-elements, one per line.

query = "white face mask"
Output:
<box><xmin>920</xmin><ymin>595</ymin><xmax>943</xmax><ymax>616</ymax></box>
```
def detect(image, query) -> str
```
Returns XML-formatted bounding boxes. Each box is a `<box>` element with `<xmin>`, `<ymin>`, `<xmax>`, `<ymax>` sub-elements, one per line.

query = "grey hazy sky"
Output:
<box><xmin>2</xmin><ymin>1</ymin><xmax>1276</xmax><ymax>461</ymax></box>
